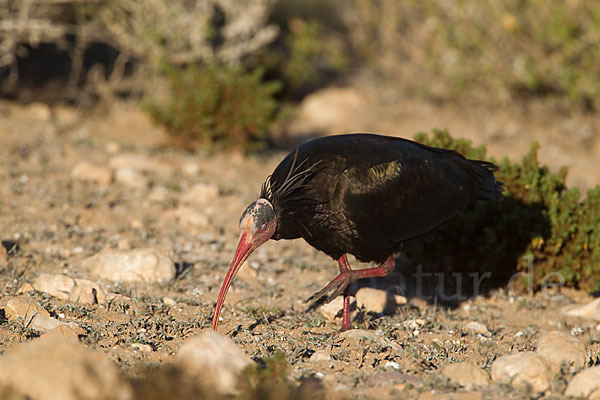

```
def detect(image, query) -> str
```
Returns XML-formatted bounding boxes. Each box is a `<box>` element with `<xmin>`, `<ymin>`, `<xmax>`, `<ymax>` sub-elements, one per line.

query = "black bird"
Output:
<box><xmin>212</xmin><ymin>134</ymin><xmax>503</xmax><ymax>331</ymax></box>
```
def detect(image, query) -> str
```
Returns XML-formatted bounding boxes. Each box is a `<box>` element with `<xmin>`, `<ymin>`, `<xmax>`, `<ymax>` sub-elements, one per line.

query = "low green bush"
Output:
<box><xmin>413</xmin><ymin>130</ymin><xmax>600</xmax><ymax>293</ymax></box>
<box><xmin>145</xmin><ymin>63</ymin><xmax>282</xmax><ymax>152</ymax></box>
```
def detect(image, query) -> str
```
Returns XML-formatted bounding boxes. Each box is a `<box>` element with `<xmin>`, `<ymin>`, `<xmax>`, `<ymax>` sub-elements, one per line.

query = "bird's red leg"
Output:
<box><xmin>337</xmin><ymin>255</ymin><xmax>353</xmax><ymax>331</ymax></box>
<box><xmin>308</xmin><ymin>256</ymin><xmax>396</xmax><ymax>309</ymax></box>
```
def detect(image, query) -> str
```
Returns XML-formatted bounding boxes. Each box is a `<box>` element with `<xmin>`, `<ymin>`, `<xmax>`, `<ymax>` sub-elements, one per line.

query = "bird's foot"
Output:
<box><xmin>306</xmin><ymin>271</ymin><xmax>354</xmax><ymax>304</ymax></box>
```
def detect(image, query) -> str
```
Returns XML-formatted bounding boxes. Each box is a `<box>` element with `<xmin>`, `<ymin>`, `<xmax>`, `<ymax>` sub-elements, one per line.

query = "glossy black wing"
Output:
<box><xmin>340</xmin><ymin>139</ymin><xmax>501</xmax><ymax>249</ymax></box>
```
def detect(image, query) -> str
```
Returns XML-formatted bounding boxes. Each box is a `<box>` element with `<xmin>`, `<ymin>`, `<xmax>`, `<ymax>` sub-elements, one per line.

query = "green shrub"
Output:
<box><xmin>413</xmin><ymin>130</ymin><xmax>600</xmax><ymax>293</ymax></box>
<box><xmin>282</xmin><ymin>18</ymin><xmax>349</xmax><ymax>92</ymax></box>
<box><xmin>146</xmin><ymin>63</ymin><xmax>282</xmax><ymax>151</ymax></box>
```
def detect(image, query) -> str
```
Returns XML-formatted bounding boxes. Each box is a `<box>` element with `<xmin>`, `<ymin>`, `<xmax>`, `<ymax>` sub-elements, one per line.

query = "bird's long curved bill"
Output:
<box><xmin>212</xmin><ymin>232</ymin><xmax>255</xmax><ymax>330</ymax></box>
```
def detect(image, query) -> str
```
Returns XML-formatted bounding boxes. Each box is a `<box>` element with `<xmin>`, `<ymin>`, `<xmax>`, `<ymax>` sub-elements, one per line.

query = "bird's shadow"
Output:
<box><xmin>313</xmin><ymin>197</ymin><xmax>552</xmax><ymax>311</ymax></box>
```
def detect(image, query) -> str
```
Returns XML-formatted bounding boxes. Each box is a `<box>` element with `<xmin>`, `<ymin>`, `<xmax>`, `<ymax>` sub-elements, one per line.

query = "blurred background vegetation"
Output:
<box><xmin>2</xmin><ymin>0</ymin><xmax>600</xmax><ymax>150</ymax></box>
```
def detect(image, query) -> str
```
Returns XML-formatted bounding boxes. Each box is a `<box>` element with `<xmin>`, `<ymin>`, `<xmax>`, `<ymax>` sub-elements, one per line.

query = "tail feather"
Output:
<box><xmin>453</xmin><ymin>158</ymin><xmax>504</xmax><ymax>201</ymax></box>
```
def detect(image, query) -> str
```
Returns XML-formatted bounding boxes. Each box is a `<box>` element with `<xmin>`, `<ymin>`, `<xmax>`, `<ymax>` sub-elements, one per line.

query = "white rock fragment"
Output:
<box><xmin>180</xmin><ymin>182</ymin><xmax>219</xmax><ymax>206</ymax></box>
<box><xmin>310</xmin><ymin>349</ymin><xmax>331</xmax><ymax>362</ymax></box>
<box><xmin>319</xmin><ymin>295</ymin><xmax>357</xmax><ymax>321</ymax></box>
<box><xmin>181</xmin><ymin>161</ymin><xmax>201</xmax><ymax>176</ymax></box>
<box><xmin>82</xmin><ymin>248</ymin><xmax>176</xmax><ymax>283</ymax></box>
<box><xmin>162</xmin><ymin>297</ymin><xmax>177</xmax><ymax>306</ymax></box>
<box><xmin>131</xmin><ymin>343</ymin><xmax>153</xmax><ymax>353</ymax></box>
<box><xmin>491</xmin><ymin>352</ymin><xmax>557</xmax><ymax>392</ymax></box>
<box><xmin>0</xmin><ymin>335</ymin><xmax>132</xmax><ymax>400</ymax></box>
<box><xmin>536</xmin><ymin>330</ymin><xmax>587</xmax><ymax>369</ymax></box>
<box><xmin>565</xmin><ymin>366</ymin><xmax>600</xmax><ymax>399</ymax></box>
<box><xmin>384</xmin><ymin>361</ymin><xmax>400</xmax><ymax>370</ymax></box>
<box><xmin>114</xmin><ymin>167</ymin><xmax>147</xmax><ymax>188</ymax></box>
<box><xmin>33</xmin><ymin>273</ymin><xmax>106</xmax><ymax>304</ymax></box>
<box><xmin>562</xmin><ymin>297</ymin><xmax>600</xmax><ymax>321</ymax></box>
<box><xmin>176</xmin><ymin>330</ymin><xmax>252</xmax><ymax>395</ymax></box>
<box><xmin>442</xmin><ymin>362</ymin><xmax>491</xmax><ymax>388</ymax></box>
<box><xmin>464</xmin><ymin>321</ymin><xmax>490</xmax><ymax>336</ymax></box>
<box><xmin>356</xmin><ymin>287</ymin><xmax>390</xmax><ymax>314</ymax></box>
<box><xmin>71</xmin><ymin>162</ymin><xmax>112</xmax><ymax>185</ymax></box>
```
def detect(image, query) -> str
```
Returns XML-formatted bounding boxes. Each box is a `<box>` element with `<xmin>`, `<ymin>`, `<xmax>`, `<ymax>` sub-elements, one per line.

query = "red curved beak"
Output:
<box><xmin>212</xmin><ymin>231</ymin><xmax>255</xmax><ymax>330</ymax></box>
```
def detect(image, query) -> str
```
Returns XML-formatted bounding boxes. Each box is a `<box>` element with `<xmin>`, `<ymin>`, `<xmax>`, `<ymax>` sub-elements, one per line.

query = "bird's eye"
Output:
<box><xmin>260</xmin><ymin>223</ymin><xmax>267</xmax><ymax>231</ymax></box>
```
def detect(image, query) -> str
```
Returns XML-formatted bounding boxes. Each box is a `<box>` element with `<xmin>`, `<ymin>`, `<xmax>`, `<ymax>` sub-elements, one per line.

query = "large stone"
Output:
<box><xmin>442</xmin><ymin>362</ymin><xmax>491</xmax><ymax>388</ymax></box>
<box><xmin>310</xmin><ymin>349</ymin><xmax>331</xmax><ymax>362</ymax></box>
<box><xmin>491</xmin><ymin>352</ymin><xmax>556</xmax><ymax>392</ymax></box>
<box><xmin>29</xmin><ymin>314</ymin><xmax>81</xmax><ymax>333</ymax></box>
<box><xmin>356</xmin><ymin>287</ymin><xmax>391</xmax><ymax>314</ymax></box>
<box><xmin>565</xmin><ymin>366</ymin><xmax>600</xmax><ymax>399</ymax></box>
<box><xmin>82</xmin><ymin>248</ymin><xmax>176</xmax><ymax>283</ymax></box>
<box><xmin>319</xmin><ymin>295</ymin><xmax>357</xmax><ymax>321</ymax></box>
<box><xmin>536</xmin><ymin>330</ymin><xmax>587</xmax><ymax>369</ymax></box>
<box><xmin>562</xmin><ymin>297</ymin><xmax>600</xmax><ymax>321</ymax></box>
<box><xmin>464</xmin><ymin>321</ymin><xmax>490</xmax><ymax>336</ymax></box>
<box><xmin>1</xmin><ymin>297</ymin><xmax>50</xmax><ymax>321</ymax></box>
<box><xmin>33</xmin><ymin>273</ymin><xmax>106</xmax><ymax>304</ymax></box>
<box><xmin>71</xmin><ymin>162</ymin><xmax>112</xmax><ymax>185</ymax></box>
<box><xmin>0</xmin><ymin>335</ymin><xmax>132</xmax><ymax>400</ymax></box>
<box><xmin>176</xmin><ymin>330</ymin><xmax>252</xmax><ymax>395</ymax></box>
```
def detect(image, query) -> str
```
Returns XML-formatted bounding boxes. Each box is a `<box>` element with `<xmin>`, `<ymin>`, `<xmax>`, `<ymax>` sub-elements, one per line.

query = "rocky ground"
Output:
<box><xmin>0</xmin><ymin>89</ymin><xmax>600</xmax><ymax>399</ymax></box>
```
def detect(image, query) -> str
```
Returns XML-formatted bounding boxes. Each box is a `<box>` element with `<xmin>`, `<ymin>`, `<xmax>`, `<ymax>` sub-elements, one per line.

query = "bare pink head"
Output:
<box><xmin>211</xmin><ymin>198</ymin><xmax>277</xmax><ymax>330</ymax></box>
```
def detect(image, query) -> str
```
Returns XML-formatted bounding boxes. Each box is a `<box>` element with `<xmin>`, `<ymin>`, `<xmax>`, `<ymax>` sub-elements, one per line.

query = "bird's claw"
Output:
<box><xmin>306</xmin><ymin>272</ymin><xmax>353</xmax><ymax>304</ymax></box>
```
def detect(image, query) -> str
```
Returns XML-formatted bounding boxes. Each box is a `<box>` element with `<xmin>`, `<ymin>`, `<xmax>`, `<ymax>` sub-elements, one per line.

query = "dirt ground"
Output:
<box><xmin>0</xmin><ymin>86</ymin><xmax>599</xmax><ymax>399</ymax></box>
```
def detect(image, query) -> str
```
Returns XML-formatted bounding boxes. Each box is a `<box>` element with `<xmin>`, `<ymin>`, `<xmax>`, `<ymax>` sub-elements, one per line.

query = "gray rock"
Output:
<box><xmin>29</xmin><ymin>314</ymin><xmax>80</xmax><ymax>333</ymax></box>
<box><xmin>0</xmin><ymin>335</ymin><xmax>132</xmax><ymax>400</ymax></box>
<box><xmin>491</xmin><ymin>352</ymin><xmax>557</xmax><ymax>392</ymax></box>
<box><xmin>441</xmin><ymin>362</ymin><xmax>491</xmax><ymax>388</ymax></box>
<box><xmin>33</xmin><ymin>273</ymin><xmax>106</xmax><ymax>304</ymax></box>
<box><xmin>562</xmin><ymin>297</ymin><xmax>600</xmax><ymax>321</ymax></box>
<box><xmin>82</xmin><ymin>248</ymin><xmax>176</xmax><ymax>283</ymax></box>
<box><xmin>464</xmin><ymin>321</ymin><xmax>490</xmax><ymax>336</ymax></box>
<box><xmin>565</xmin><ymin>365</ymin><xmax>600</xmax><ymax>399</ymax></box>
<box><xmin>356</xmin><ymin>287</ymin><xmax>391</xmax><ymax>314</ymax></box>
<box><xmin>176</xmin><ymin>330</ymin><xmax>252</xmax><ymax>395</ymax></box>
<box><xmin>536</xmin><ymin>330</ymin><xmax>587</xmax><ymax>369</ymax></box>
<box><xmin>114</xmin><ymin>167</ymin><xmax>147</xmax><ymax>188</ymax></box>
<box><xmin>71</xmin><ymin>162</ymin><xmax>112</xmax><ymax>185</ymax></box>
<box><xmin>310</xmin><ymin>349</ymin><xmax>331</xmax><ymax>362</ymax></box>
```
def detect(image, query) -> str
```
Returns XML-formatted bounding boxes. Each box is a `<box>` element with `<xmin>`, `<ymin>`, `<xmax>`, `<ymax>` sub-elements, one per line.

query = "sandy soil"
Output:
<box><xmin>0</xmin><ymin>90</ymin><xmax>599</xmax><ymax>399</ymax></box>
